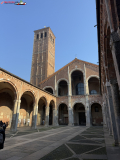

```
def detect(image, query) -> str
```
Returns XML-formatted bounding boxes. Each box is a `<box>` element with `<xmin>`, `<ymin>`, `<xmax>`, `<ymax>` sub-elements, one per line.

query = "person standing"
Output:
<box><xmin>3</xmin><ymin>123</ymin><xmax>6</xmax><ymax>131</ymax></box>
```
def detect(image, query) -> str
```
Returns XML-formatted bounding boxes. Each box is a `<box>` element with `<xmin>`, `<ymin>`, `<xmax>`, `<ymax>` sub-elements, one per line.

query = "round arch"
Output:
<box><xmin>70</xmin><ymin>68</ymin><xmax>84</xmax><ymax>76</ymax></box>
<box><xmin>20</xmin><ymin>89</ymin><xmax>36</xmax><ymax>102</ymax></box>
<box><xmin>43</xmin><ymin>86</ymin><xmax>54</xmax><ymax>94</ymax></box>
<box><xmin>49</xmin><ymin>100</ymin><xmax>55</xmax><ymax>109</ymax></box>
<box><xmin>58</xmin><ymin>103</ymin><xmax>68</xmax><ymax>125</ymax></box>
<box><xmin>0</xmin><ymin>79</ymin><xmax>18</xmax><ymax>99</ymax></box>
<box><xmin>19</xmin><ymin>90</ymin><xmax>36</xmax><ymax>127</ymax></box>
<box><xmin>70</xmin><ymin>69</ymin><xmax>85</xmax><ymax>96</ymax></box>
<box><xmin>72</xmin><ymin>101</ymin><xmax>85</xmax><ymax>109</ymax></box>
<box><xmin>86</xmin><ymin>75</ymin><xmax>99</xmax><ymax>82</ymax></box>
<box><xmin>49</xmin><ymin>100</ymin><xmax>55</xmax><ymax>125</ymax></box>
<box><xmin>73</xmin><ymin>102</ymin><xmax>86</xmax><ymax>126</ymax></box>
<box><xmin>91</xmin><ymin>103</ymin><xmax>103</xmax><ymax>126</ymax></box>
<box><xmin>0</xmin><ymin>80</ymin><xmax>19</xmax><ymax>128</ymax></box>
<box><xmin>57</xmin><ymin>102</ymin><xmax>68</xmax><ymax>110</ymax></box>
<box><xmin>88</xmin><ymin>76</ymin><xmax>100</xmax><ymax>95</ymax></box>
<box><xmin>38</xmin><ymin>96</ymin><xmax>47</xmax><ymax>106</ymax></box>
<box><xmin>57</xmin><ymin>78</ymin><xmax>69</xmax><ymax>85</ymax></box>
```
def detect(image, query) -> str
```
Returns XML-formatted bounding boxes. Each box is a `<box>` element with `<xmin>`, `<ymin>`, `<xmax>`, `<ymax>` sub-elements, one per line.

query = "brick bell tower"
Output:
<box><xmin>30</xmin><ymin>27</ymin><xmax>55</xmax><ymax>87</ymax></box>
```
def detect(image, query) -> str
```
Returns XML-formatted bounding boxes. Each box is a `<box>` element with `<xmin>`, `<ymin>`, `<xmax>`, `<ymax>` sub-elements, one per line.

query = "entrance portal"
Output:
<box><xmin>73</xmin><ymin>103</ymin><xmax>86</xmax><ymax>126</ymax></box>
<box><xmin>79</xmin><ymin>112</ymin><xmax>86</xmax><ymax>125</ymax></box>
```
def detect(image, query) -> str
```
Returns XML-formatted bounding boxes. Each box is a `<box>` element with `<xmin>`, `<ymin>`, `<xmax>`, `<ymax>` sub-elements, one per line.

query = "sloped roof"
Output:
<box><xmin>40</xmin><ymin>58</ymin><xmax>98</xmax><ymax>84</ymax></box>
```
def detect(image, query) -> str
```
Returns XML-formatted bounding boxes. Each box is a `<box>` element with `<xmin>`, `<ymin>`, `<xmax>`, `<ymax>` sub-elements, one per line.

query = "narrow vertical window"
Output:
<box><xmin>41</xmin><ymin>33</ymin><xmax>43</xmax><ymax>38</ymax></box>
<box><xmin>53</xmin><ymin>39</ymin><xmax>54</xmax><ymax>43</ymax></box>
<box><xmin>37</xmin><ymin>34</ymin><xmax>39</xmax><ymax>39</ymax></box>
<box><xmin>45</xmin><ymin>32</ymin><xmax>47</xmax><ymax>37</ymax></box>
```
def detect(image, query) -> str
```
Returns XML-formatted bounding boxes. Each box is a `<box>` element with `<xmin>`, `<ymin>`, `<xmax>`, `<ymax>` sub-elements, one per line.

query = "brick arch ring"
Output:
<box><xmin>20</xmin><ymin>89</ymin><xmax>36</xmax><ymax>102</ymax></box>
<box><xmin>43</xmin><ymin>86</ymin><xmax>54</xmax><ymax>94</ymax></box>
<box><xmin>57</xmin><ymin>102</ymin><xmax>68</xmax><ymax>110</ymax></box>
<box><xmin>90</xmin><ymin>101</ymin><xmax>102</xmax><ymax>108</ymax></box>
<box><xmin>38</xmin><ymin>95</ymin><xmax>48</xmax><ymax>104</ymax></box>
<box><xmin>72</xmin><ymin>101</ymin><xmax>86</xmax><ymax>109</ymax></box>
<box><xmin>86</xmin><ymin>75</ymin><xmax>99</xmax><ymax>82</ymax></box>
<box><xmin>70</xmin><ymin>68</ymin><xmax>84</xmax><ymax>76</ymax></box>
<box><xmin>57</xmin><ymin>78</ymin><xmax>69</xmax><ymax>85</ymax></box>
<box><xmin>0</xmin><ymin>79</ymin><xmax>19</xmax><ymax>99</ymax></box>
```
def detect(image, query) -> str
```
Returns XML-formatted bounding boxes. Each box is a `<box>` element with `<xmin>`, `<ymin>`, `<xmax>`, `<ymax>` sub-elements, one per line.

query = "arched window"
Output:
<box><xmin>76</xmin><ymin>83</ymin><xmax>84</xmax><ymax>95</ymax></box>
<box><xmin>90</xmin><ymin>90</ymin><xmax>97</xmax><ymax>95</ymax></box>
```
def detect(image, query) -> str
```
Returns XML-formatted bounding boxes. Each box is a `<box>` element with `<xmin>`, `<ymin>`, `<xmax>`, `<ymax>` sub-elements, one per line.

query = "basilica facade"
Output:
<box><xmin>0</xmin><ymin>27</ymin><xmax>103</xmax><ymax>132</ymax></box>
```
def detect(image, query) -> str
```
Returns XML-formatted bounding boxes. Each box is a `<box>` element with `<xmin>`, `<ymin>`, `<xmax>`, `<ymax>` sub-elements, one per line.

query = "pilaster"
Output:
<box><xmin>45</xmin><ymin>102</ymin><xmax>49</xmax><ymax>126</ymax></box>
<box><xmin>11</xmin><ymin>99</ymin><xmax>21</xmax><ymax>132</ymax></box>
<box><xmin>106</xmin><ymin>81</ymin><xmax>119</xmax><ymax>145</ymax></box>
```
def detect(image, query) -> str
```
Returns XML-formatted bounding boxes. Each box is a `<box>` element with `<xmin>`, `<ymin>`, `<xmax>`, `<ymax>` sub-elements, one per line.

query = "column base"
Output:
<box><xmin>68</xmin><ymin>123</ymin><xmax>73</xmax><ymax>126</ymax></box>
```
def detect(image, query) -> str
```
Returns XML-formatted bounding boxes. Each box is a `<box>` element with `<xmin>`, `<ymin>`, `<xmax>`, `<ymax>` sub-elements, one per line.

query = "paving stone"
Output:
<box><xmin>67</xmin><ymin>144</ymin><xmax>101</xmax><ymax>154</ymax></box>
<box><xmin>87</xmin><ymin>147</ymin><xmax>107</xmax><ymax>155</ymax></box>
<box><xmin>40</xmin><ymin>144</ymin><xmax>73</xmax><ymax>160</ymax></box>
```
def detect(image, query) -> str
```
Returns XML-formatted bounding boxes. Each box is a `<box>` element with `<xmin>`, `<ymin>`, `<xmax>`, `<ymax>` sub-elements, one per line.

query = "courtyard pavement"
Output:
<box><xmin>0</xmin><ymin>126</ymin><xmax>120</xmax><ymax>160</ymax></box>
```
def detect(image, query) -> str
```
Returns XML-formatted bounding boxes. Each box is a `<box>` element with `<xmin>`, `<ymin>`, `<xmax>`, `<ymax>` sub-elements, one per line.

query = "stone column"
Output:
<box><xmin>45</xmin><ymin>103</ymin><xmax>49</xmax><ymax>126</ymax></box>
<box><xmin>11</xmin><ymin>99</ymin><xmax>21</xmax><ymax>132</ymax></box>
<box><xmin>84</xmin><ymin>64</ymin><xmax>91</xmax><ymax>126</ymax></box>
<box><xmin>68</xmin><ymin>107</ymin><xmax>73</xmax><ymax>126</ymax></box>
<box><xmin>53</xmin><ymin>108</ymin><xmax>59</xmax><ymax>126</ymax></box>
<box><xmin>85</xmin><ymin>96</ymin><xmax>91</xmax><ymax>127</ymax></box>
<box><xmin>32</xmin><ymin>103</ymin><xmax>38</xmax><ymax>129</ymax></box>
<box><xmin>110</xmin><ymin>80</ymin><xmax>120</xmax><ymax>143</ymax></box>
<box><xmin>102</xmin><ymin>102</ymin><xmax>107</xmax><ymax>128</ymax></box>
<box><xmin>106</xmin><ymin>81</ymin><xmax>119</xmax><ymax>145</ymax></box>
<box><xmin>105</xmin><ymin>97</ymin><xmax>112</xmax><ymax>134</ymax></box>
<box><xmin>68</xmin><ymin>66</ymin><xmax>73</xmax><ymax>126</ymax></box>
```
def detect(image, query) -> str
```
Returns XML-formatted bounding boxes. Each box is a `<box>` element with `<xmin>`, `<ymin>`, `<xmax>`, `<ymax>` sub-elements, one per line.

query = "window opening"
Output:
<box><xmin>90</xmin><ymin>90</ymin><xmax>97</xmax><ymax>95</ymax></box>
<box><xmin>37</xmin><ymin>34</ymin><xmax>39</xmax><ymax>39</ymax></box>
<box><xmin>41</xmin><ymin>33</ymin><xmax>43</xmax><ymax>38</ymax></box>
<box><xmin>45</xmin><ymin>32</ymin><xmax>47</xmax><ymax>37</ymax></box>
<box><xmin>76</xmin><ymin>83</ymin><xmax>84</xmax><ymax>95</ymax></box>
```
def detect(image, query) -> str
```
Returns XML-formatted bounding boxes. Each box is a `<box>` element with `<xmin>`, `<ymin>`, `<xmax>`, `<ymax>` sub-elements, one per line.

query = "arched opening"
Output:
<box><xmin>19</xmin><ymin>91</ymin><xmax>35</xmax><ymax>127</ymax></box>
<box><xmin>91</xmin><ymin>103</ymin><xmax>103</xmax><ymax>126</ymax></box>
<box><xmin>49</xmin><ymin>100</ymin><xmax>55</xmax><ymax>125</ymax></box>
<box><xmin>58</xmin><ymin>103</ymin><xmax>68</xmax><ymax>125</ymax></box>
<box><xmin>37</xmin><ymin>97</ymin><xmax>46</xmax><ymax>125</ymax></box>
<box><xmin>58</xmin><ymin>80</ymin><xmax>68</xmax><ymax>96</ymax></box>
<box><xmin>73</xmin><ymin>103</ymin><xmax>86</xmax><ymax>126</ymax></box>
<box><xmin>88</xmin><ymin>77</ymin><xmax>100</xmax><ymax>95</ymax></box>
<box><xmin>71</xmin><ymin>70</ymin><xmax>84</xmax><ymax>95</ymax></box>
<box><xmin>0</xmin><ymin>82</ymin><xmax>16</xmax><ymax>128</ymax></box>
<box><xmin>44</xmin><ymin>88</ymin><xmax>53</xmax><ymax>94</ymax></box>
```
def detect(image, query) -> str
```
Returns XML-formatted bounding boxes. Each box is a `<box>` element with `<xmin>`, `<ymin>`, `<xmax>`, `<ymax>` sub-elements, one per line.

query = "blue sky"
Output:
<box><xmin>0</xmin><ymin>0</ymin><xmax>98</xmax><ymax>82</ymax></box>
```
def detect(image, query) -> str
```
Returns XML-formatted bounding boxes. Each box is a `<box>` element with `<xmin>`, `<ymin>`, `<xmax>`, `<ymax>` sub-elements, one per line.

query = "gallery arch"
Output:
<box><xmin>44</xmin><ymin>87</ymin><xmax>53</xmax><ymax>94</ymax></box>
<box><xmin>0</xmin><ymin>81</ymin><xmax>17</xmax><ymax>128</ymax></box>
<box><xmin>49</xmin><ymin>100</ymin><xmax>55</xmax><ymax>125</ymax></box>
<box><xmin>19</xmin><ymin>91</ymin><xmax>35</xmax><ymax>127</ymax></box>
<box><xmin>37</xmin><ymin>97</ymin><xmax>46</xmax><ymax>125</ymax></box>
<box><xmin>88</xmin><ymin>77</ymin><xmax>100</xmax><ymax>95</ymax></box>
<box><xmin>73</xmin><ymin>103</ymin><xmax>86</xmax><ymax>126</ymax></box>
<box><xmin>58</xmin><ymin>80</ymin><xmax>68</xmax><ymax>96</ymax></box>
<box><xmin>58</xmin><ymin>103</ymin><xmax>68</xmax><ymax>125</ymax></box>
<box><xmin>91</xmin><ymin>103</ymin><xmax>103</xmax><ymax>126</ymax></box>
<box><xmin>71</xmin><ymin>70</ymin><xmax>84</xmax><ymax>95</ymax></box>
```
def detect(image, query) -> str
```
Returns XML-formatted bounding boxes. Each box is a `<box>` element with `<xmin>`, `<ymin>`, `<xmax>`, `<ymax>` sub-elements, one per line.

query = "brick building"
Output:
<box><xmin>96</xmin><ymin>0</ymin><xmax>120</xmax><ymax>145</ymax></box>
<box><xmin>0</xmin><ymin>27</ymin><xmax>103</xmax><ymax>132</ymax></box>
